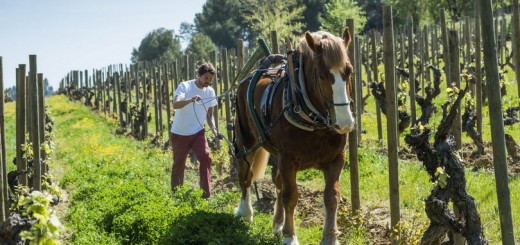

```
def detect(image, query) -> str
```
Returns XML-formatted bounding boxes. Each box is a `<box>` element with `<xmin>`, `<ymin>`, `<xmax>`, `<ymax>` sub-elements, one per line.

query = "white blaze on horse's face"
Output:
<box><xmin>331</xmin><ymin>70</ymin><xmax>355</xmax><ymax>134</ymax></box>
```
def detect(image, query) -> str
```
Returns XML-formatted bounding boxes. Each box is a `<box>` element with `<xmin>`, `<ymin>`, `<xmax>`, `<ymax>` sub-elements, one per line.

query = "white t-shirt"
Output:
<box><xmin>170</xmin><ymin>80</ymin><xmax>218</xmax><ymax>135</ymax></box>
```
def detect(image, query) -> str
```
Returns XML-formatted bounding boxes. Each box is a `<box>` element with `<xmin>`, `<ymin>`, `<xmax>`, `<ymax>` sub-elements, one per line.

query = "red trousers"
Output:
<box><xmin>170</xmin><ymin>130</ymin><xmax>212</xmax><ymax>198</ymax></box>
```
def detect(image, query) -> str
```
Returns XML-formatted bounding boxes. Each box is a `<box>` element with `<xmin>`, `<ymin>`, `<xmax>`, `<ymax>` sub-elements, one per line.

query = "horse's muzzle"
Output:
<box><xmin>334</xmin><ymin>123</ymin><xmax>354</xmax><ymax>134</ymax></box>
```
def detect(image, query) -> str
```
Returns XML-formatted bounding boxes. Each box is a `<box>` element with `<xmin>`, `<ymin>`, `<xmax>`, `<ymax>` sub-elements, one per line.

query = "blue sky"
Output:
<box><xmin>0</xmin><ymin>0</ymin><xmax>206</xmax><ymax>89</ymax></box>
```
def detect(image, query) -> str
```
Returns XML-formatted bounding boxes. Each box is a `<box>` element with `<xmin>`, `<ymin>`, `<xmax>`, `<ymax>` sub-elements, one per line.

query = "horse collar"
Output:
<box><xmin>282</xmin><ymin>50</ymin><xmax>333</xmax><ymax>131</ymax></box>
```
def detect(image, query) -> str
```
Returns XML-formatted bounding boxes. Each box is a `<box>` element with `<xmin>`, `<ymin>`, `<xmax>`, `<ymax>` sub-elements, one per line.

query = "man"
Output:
<box><xmin>170</xmin><ymin>63</ymin><xmax>221</xmax><ymax>198</ymax></box>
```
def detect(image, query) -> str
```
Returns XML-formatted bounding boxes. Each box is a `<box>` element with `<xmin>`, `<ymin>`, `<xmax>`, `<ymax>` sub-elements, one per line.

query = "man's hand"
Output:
<box><xmin>191</xmin><ymin>95</ymin><xmax>201</xmax><ymax>102</ymax></box>
<box><xmin>215</xmin><ymin>132</ymin><xmax>224</xmax><ymax>140</ymax></box>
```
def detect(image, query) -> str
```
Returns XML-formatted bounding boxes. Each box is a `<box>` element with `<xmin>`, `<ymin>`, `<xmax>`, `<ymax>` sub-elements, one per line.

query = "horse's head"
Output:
<box><xmin>300</xmin><ymin>28</ymin><xmax>355</xmax><ymax>134</ymax></box>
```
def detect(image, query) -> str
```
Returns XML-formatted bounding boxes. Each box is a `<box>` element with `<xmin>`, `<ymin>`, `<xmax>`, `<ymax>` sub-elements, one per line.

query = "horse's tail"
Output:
<box><xmin>251</xmin><ymin>147</ymin><xmax>270</xmax><ymax>181</ymax></box>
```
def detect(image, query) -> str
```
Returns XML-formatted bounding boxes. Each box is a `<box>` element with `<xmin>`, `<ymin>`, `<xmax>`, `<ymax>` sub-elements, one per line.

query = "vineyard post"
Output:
<box><xmin>158</xmin><ymin>64</ymin><xmax>164</xmax><ymax>133</ymax></box>
<box><xmin>16</xmin><ymin>65</ymin><xmax>28</xmax><ymax>186</ymax></box>
<box><xmin>481</xmin><ymin>0</ymin><xmax>516</xmax><ymax>242</ymax></box>
<box><xmin>29</xmin><ymin>55</ymin><xmax>42</xmax><ymax>191</ymax></box>
<box><xmin>448</xmin><ymin>30</ymin><xmax>462</xmax><ymax>150</ymax></box>
<box><xmin>102</xmin><ymin>69</ymin><xmax>107</xmax><ymax>115</ymax></box>
<box><xmin>365</xmin><ymin>36</ymin><xmax>372</xmax><ymax>100</ymax></box>
<box><xmin>346</xmin><ymin>19</ymin><xmax>361</xmax><ymax>214</ymax></box>
<box><xmin>501</xmin><ymin>15</ymin><xmax>507</xmax><ymax>66</ymax></box>
<box><xmin>424</xmin><ymin>26</ymin><xmax>431</xmax><ymax>84</ymax></box>
<box><xmin>112</xmin><ymin>66</ymin><xmax>117</xmax><ymax>118</ymax></box>
<box><xmin>475</xmin><ymin>2</ymin><xmax>483</xmax><ymax>137</ymax></box>
<box><xmin>432</xmin><ymin>26</ymin><xmax>439</xmax><ymax>67</ymax></box>
<box><xmin>236</xmin><ymin>39</ymin><xmax>244</xmax><ymax>119</ymax></box>
<box><xmin>354</xmin><ymin>37</ymin><xmax>362</xmax><ymax>142</ymax></box>
<box><xmin>125</xmin><ymin>67</ymin><xmax>131</xmax><ymax>128</ymax></box>
<box><xmin>92</xmin><ymin>69</ymin><xmax>103</xmax><ymax>113</ymax></box>
<box><xmin>408</xmin><ymin>17</ymin><xmax>417</xmax><ymax>126</ymax></box>
<box><xmin>512</xmin><ymin>0</ymin><xmax>520</xmax><ymax>98</ymax></box>
<box><xmin>417</xmin><ymin>30</ymin><xmax>423</xmax><ymax>97</ymax></box>
<box><xmin>383</xmin><ymin>7</ymin><xmax>400</xmax><ymax>244</ymax></box>
<box><xmin>0</xmin><ymin>57</ymin><xmax>7</xmax><ymax>222</ymax></box>
<box><xmin>440</xmin><ymin>9</ymin><xmax>451</xmax><ymax>86</ymax></box>
<box><xmin>270</xmin><ymin>31</ymin><xmax>279</xmax><ymax>54</ymax></box>
<box><xmin>84</xmin><ymin>70</ymin><xmax>88</xmax><ymax>88</ymax></box>
<box><xmin>209</xmin><ymin>51</ymin><xmax>222</xmax><ymax>175</ymax></box>
<box><xmin>37</xmin><ymin>74</ymin><xmax>47</xmax><ymax>175</ymax></box>
<box><xmin>183</xmin><ymin>55</ymin><xmax>189</xmax><ymax>81</ymax></box>
<box><xmin>189</xmin><ymin>55</ymin><xmax>195</xmax><ymax>81</ymax></box>
<box><xmin>164</xmin><ymin>63</ymin><xmax>171</xmax><ymax>133</ymax></box>
<box><xmin>135</xmin><ymin>65</ymin><xmax>141</xmax><ymax>135</ymax></box>
<box><xmin>152</xmin><ymin>64</ymin><xmax>159</xmax><ymax>134</ymax></box>
<box><xmin>221</xmin><ymin>49</ymin><xmax>232</xmax><ymax>148</ymax></box>
<box><xmin>142</xmin><ymin>64</ymin><xmax>148</xmax><ymax>139</ymax></box>
<box><xmin>371</xmin><ymin>29</ymin><xmax>383</xmax><ymax>141</ymax></box>
<box><xmin>116</xmin><ymin>70</ymin><xmax>124</xmax><ymax>128</ymax></box>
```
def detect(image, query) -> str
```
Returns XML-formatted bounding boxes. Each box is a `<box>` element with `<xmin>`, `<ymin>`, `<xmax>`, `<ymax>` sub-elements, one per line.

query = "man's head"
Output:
<box><xmin>195</xmin><ymin>63</ymin><xmax>216</xmax><ymax>88</ymax></box>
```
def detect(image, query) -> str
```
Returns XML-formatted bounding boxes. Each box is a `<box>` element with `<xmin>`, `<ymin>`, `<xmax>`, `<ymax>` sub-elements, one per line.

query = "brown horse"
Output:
<box><xmin>234</xmin><ymin>28</ymin><xmax>354</xmax><ymax>245</ymax></box>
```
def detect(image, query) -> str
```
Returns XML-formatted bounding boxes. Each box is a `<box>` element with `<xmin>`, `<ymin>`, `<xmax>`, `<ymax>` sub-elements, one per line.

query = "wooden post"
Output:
<box><xmin>383</xmin><ymin>6</ymin><xmax>400</xmax><ymax>244</ymax></box>
<box><xmin>221</xmin><ymin>49</ymin><xmax>232</xmax><ymax>143</ymax></box>
<box><xmin>16</xmin><ymin>65</ymin><xmax>27</xmax><ymax>186</ymax></box>
<box><xmin>408</xmin><ymin>17</ymin><xmax>417</xmax><ymax>127</ymax></box>
<box><xmin>440</xmin><ymin>9</ymin><xmax>451</xmax><ymax>84</ymax></box>
<box><xmin>164</xmin><ymin>63</ymin><xmax>172</xmax><ymax>132</ymax></box>
<box><xmin>346</xmin><ymin>19</ymin><xmax>360</xmax><ymax>214</ymax></box>
<box><xmin>512</xmin><ymin>0</ymin><xmax>520</xmax><ymax>98</ymax></box>
<box><xmin>142</xmin><ymin>67</ymin><xmax>148</xmax><ymax>139</ymax></box>
<box><xmin>371</xmin><ymin>29</ymin><xmax>383</xmax><ymax>141</ymax></box>
<box><xmin>449</xmin><ymin>30</ymin><xmax>462</xmax><ymax>150</ymax></box>
<box><xmin>29</xmin><ymin>55</ymin><xmax>41</xmax><ymax>191</ymax></box>
<box><xmin>270</xmin><ymin>31</ymin><xmax>279</xmax><ymax>54</ymax></box>
<box><xmin>37</xmin><ymin>74</ymin><xmax>46</xmax><ymax>174</ymax></box>
<box><xmin>0</xmin><ymin>57</ymin><xmax>7</xmax><ymax>221</ymax></box>
<box><xmin>152</xmin><ymin>65</ymin><xmax>159</xmax><ymax>134</ymax></box>
<box><xmin>480</xmin><ymin>0</ymin><xmax>516</xmax><ymax>243</ymax></box>
<box><xmin>475</xmin><ymin>1</ymin><xmax>483</xmax><ymax>138</ymax></box>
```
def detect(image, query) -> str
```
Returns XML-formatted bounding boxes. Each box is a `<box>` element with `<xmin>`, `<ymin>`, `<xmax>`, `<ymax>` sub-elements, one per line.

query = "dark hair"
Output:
<box><xmin>197</xmin><ymin>63</ymin><xmax>216</xmax><ymax>76</ymax></box>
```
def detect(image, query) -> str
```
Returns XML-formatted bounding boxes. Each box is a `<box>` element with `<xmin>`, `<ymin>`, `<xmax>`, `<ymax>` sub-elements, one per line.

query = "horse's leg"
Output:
<box><xmin>320</xmin><ymin>156</ymin><xmax>344</xmax><ymax>245</ymax></box>
<box><xmin>279</xmin><ymin>157</ymin><xmax>300</xmax><ymax>245</ymax></box>
<box><xmin>235</xmin><ymin>154</ymin><xmax>254</xmax><ymax>222</ymax></box>
<box><xmin>273</xmin><ymin>168</ymin><xmax>284</xmax><ymax>236</ymax></box>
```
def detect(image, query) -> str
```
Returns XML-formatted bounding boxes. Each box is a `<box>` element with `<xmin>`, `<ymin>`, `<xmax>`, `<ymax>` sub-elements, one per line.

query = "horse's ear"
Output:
<box><xmin>342</xmin><ymin>27</ymin><xmax>351</xmax><ymax>47</ymax></box>
<box><xmin>305</xmin><ymin>31</ymin><xmax>321</xmax><ymax>53</ymax></box>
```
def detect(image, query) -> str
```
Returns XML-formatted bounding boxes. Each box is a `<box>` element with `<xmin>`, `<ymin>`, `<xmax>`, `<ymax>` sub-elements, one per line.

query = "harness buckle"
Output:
<box><xmin>294</xmin><ymin>105</ymin><xmax>302</xmax><ymax>113</ymax></box>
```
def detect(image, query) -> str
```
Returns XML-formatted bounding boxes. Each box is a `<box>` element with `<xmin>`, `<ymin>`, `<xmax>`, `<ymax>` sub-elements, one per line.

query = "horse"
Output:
<box><xmin>233</xmin><ymin>28</ymin><xmax>355</xmax><ymax>245</ymax></box>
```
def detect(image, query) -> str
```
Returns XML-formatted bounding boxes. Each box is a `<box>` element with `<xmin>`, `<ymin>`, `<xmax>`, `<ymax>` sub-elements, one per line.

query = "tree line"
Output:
<box><xmin>131</xmin><ymin>0</ymin><xmax>514</xmax><ymax>65</ymax></box>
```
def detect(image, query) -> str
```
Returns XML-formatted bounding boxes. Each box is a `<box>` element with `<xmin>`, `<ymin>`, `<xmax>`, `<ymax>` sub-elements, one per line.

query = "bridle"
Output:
<box><xmin>308</xmin><ymin>53</ymin><xmax>353</xmax><ymax>127</ymax></box>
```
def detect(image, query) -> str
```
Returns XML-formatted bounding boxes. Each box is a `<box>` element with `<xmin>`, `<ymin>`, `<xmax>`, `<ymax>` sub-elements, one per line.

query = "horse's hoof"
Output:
<box><xmin>273</xmin><ymin>223</ymin><xmax>283</xmax><ymax>236</ymax></box>
<box><xmin>234</xmin><ymin>206</ymin><xmax>253</xmax><ymax>222</ymax></box>
<box><xmin>282</xmin><ymin>235</ymin><xmax>299</xmax><ymax>245</ymax></box>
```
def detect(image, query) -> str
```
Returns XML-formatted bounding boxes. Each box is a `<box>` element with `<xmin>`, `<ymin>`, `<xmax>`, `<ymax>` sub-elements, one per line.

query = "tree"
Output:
<box><xmin>185</xmin><ymin>33</ymin><xmax>218</xmax><ymax>60</ymax></box>
<box><xmin>43</xmin><ymin>78</ymin><xmax>54</xmax><ymax>96</ymax></box>
<box><xmin>179</xmin><ymin>22</ymin><xmax>196</xmax><ymax>43</ymax></box>
<box><xmin>194</xmin><ymin>0</ymin><xmax>246</xmax><ymax>49</ymax></box>
<box><xmin>240</xmin><ymin>0</ymin><xmax>306</xmax><ymax>47</ymax></box>
<box><xmin>131</xmin><ymin>28</ymin><xmax>181</xmax><ymax>63</ymax></box>
<box><xmin>298</xmin><ymin>0</ymin><xmax>329</xmax><ymax>32</ymax></box>
<box><xmin>320</xmin><ymin>0</ymin><xmax>366</xmax><ymax>35</ymax></box>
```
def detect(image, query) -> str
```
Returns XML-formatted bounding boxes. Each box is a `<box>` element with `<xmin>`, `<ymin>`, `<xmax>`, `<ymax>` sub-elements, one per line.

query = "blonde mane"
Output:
<box><xmin>298</xmin><ymin>31</ymin><xmax>349</xmax><ymax>71</ymax></box>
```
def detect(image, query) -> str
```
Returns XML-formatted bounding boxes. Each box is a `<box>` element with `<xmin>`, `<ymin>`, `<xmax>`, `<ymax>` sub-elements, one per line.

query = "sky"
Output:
<box><xmin>0</xmin><ymin>0</ymin><xmax>207</xmax><ymax>89</ymax></box>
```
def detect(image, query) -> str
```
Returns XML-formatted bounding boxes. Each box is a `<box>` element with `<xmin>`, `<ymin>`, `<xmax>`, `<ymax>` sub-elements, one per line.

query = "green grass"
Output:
<box><xmin>5</xmin><ymin>68</ymin><xmax>517</xmax><ymax>244</ymax></box>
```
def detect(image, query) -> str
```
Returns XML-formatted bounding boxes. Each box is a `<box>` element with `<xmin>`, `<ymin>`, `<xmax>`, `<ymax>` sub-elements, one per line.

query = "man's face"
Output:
<box><xmin>198</xmin><ymin>72</ymin><xmax>214</xmax><ymax>87</ymax></box>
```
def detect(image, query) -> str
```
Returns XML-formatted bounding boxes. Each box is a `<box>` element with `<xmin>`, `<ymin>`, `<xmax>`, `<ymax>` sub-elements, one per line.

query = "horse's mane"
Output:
<box><xmin>298</xmin><ymin>31</ymin><xmax>349</xmax><ymax>72</ymax></box>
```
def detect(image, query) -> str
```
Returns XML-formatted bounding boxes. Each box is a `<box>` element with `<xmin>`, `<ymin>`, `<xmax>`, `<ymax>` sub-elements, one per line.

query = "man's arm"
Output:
<box><xmin>173</xmin><ymin>95</ymin><xmax>200</xmax><ymax>109</ymax></box>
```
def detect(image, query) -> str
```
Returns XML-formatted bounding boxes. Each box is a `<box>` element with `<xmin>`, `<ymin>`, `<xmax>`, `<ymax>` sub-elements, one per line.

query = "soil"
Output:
<box><xmin>210</xmin><ymin>139</ymin><xmax>520</xmax><ymax>244</ymax></box>
<box><xmin>213</xmin><ymin>176</ymin><xmax>392</xmax><ymax>244</ymax></box>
